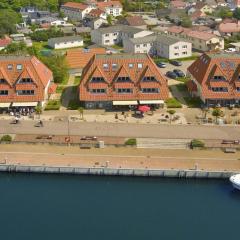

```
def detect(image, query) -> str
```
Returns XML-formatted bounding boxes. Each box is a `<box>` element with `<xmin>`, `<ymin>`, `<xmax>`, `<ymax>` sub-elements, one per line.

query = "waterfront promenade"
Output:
<box><xmin>1</xmin><ymin>119</ymin><xmax>240</xmax><ymax>139</ymax></box>
<box><xmin>1</xmin><ymin>144</ymin><xmax>240</xmax><ymax>173</ymax></box>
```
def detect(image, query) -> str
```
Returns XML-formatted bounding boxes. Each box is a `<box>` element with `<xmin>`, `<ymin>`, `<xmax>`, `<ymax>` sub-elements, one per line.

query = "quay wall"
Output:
<box><xmin>0</xmin><ymin>164</ymin><xmax>238</xmax><ymax>179</ymax></box>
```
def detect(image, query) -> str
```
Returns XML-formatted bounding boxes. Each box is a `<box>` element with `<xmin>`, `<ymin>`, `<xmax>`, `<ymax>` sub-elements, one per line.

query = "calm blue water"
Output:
<box><xmin>0</xmin><ymin>173</ymin><xmax>239</xmax><ymax>240</ymax></box>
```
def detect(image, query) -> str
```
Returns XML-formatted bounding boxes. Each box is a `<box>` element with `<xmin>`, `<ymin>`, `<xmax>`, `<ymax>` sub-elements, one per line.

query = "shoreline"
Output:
<box><xmin>0</xmin><ymin>144</ymin><xmax>239</xmax><ymax>179</ymax></box>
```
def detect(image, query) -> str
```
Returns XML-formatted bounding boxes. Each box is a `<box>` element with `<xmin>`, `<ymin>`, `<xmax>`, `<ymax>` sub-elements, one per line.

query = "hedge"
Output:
<box><xmin>1</xmin><ymin>135</ymin><xmax>12</xmax><ymax>142</ymax></box>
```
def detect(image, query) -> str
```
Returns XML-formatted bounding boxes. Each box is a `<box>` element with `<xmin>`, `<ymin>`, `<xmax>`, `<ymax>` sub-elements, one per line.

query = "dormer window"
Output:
<box><xmin>238</xmin><ymin>76</ymin><xmax>240</xmax><ymax>81</ymax></box>
<box><xmin>137</xmin><ymin>63</ymin><xmax>143</xmax><ymax>69</ymax></box>
<box><xmin>7</xmin><ymin>64</ymin><xmax>13</xmax><ymax>70</ymax></box>
<box><xmin>142</xmin><ymin>76</ymin><xmax>156</xmax><ymax>82</ymax></box>
<box><xmin>237</xmin><ymin>87</ymin><xmax>240</xmax><ymax>92</ymax></box>
<box><xmin>116</xmin><ymin>77</ymin><xmax>131</xmax><ymax>82</ymax></box>
<box><xmin>0</xmin><ymin>79</ymin><xmax>6</xmax><ymax>84</ymax></box>
<box><xmin>17</xmin><ymin>64</ymin><xmax>23</xmax><ymax>71</ymax></box>
<box><xmin>112</xmin><ymin>63</ymin><xmax>118</xmax><ymax>70</ymax></box>
<box><xmin>91</xmin><ymin>77</ymin><xmax>105</xmax><ymax>83</ymax></box>
<box><xmin>103</xmin><ymin>63</ymin><xmax>109</xmax><ymax>70</ymax></box>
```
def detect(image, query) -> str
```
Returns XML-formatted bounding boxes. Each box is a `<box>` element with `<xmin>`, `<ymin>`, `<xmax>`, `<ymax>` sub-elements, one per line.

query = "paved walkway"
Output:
<box><xmin>0</xmin><ymin>144</ymin><xmax>240</xmax><ymax>172</ymax></box>
<box><xmin>0</xmin><ymin>119</ymin><xmax>240</xmax><ymax>140</ymax></box>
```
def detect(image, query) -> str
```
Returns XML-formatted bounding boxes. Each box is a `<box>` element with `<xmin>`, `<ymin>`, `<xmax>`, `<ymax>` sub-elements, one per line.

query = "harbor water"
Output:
<box><xmin>0</xmin><ymin>173</ymin><xmax>239</xmax><ymax>240</ymax></box>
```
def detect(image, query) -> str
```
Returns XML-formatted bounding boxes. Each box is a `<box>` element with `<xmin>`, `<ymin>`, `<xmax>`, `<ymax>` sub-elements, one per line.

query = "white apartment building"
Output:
<box><xmin>91</xmin><ymin>25</ymin><xmax>153</xmax><ymax>46</ymax></box>
<box><xmin>123</xmin><ymin>35</ymin><xmax>192</xmax><ymax>59</ymax></box>
<box><xmin>48</xmin><ymin>36</ymin><xmax>84</xmax><ymax>49</ymax></box>
<box><xmin>97</xmin><ymin>1</ymin><xmax>123</xmax><ymax>17</ymax></box>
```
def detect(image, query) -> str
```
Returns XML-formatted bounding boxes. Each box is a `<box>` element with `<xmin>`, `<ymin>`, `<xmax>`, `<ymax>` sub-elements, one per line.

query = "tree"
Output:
<box><xmin>107</xmin><ymin>15</ymin><xmax>113</xmax><ymax>25</ymax></box>
<box><xmin>78</xmin><ymin>107</ymin><xmax>84</xmax><ymax>119</ymax></box>
<box><xmin>215</xmin><ymin>7</ymin><xmax>233</xmax><ymax>19</ymax></box>
<box><xmin>180</xmin><ymin>16</ymin><xmax>192</xmax><ymax>28</ymax></box>
<box><xmin>1</xmin><ymin>42</ymin><xmax>27</xmax><ymax>54</ymax></box>
<box><xmin>167</xmin><ymin>109</ymin><xmax>176</xmax><ymax>124</ymax></box>
<box><xmin>212</xmin><ymin>108</ymin><xmax>223</xmax><ymax>123</ymax></box>
<box><xmin>35</xmin><ymin>105</ymin><xmax>43</xmax><ymax>119</ymax></box>
<box><xmin>233</xmin><ymin>8</ymin><xmax>240</xmax><ymax>20</ymax></box>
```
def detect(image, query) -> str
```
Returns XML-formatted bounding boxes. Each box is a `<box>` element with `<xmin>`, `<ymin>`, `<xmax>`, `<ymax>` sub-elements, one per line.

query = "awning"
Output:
<box><xmin>139</xmin><ymin>100</ymin><xmax>164</xmax><ymax>104</ymax></box>
<box><xmin>0</xmin><ymin>103</ymin><xmax>11</xmax><ymax>108</ymax></box>
<box><xmin>113</xmin><ymin>101</ymin><xmax>138</xmax><ymax>106</ymax></box>
<box><xmin>12</xmin><ymin>102</ymin><xmax>38</xmax><ymax>107</ymax></box>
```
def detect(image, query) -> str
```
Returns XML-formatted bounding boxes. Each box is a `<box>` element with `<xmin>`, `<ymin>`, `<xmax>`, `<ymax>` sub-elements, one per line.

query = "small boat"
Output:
<box><xmin>230</xmin><ymin>174</ymin><xmax>240</xmax><ymax>190</ymax></box>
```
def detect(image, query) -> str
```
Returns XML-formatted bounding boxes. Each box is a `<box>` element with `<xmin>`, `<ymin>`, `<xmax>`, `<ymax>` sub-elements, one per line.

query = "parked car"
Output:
<box><xmin>166</xmin><ymin>71</ymin><xmax>177</xmax><ymax>79</ymax></box>
<box><xmin>157</xmin><ymin>62</ymin><xmax>167</xmax><ymax>68</ymax></box>
<box><xmin>173</xmin><ymin>69</ymin><xmax>185</xmax><ymax>77</ymax></box>
<box><xmin>170</xmin><ymin>60</ymin><xmax>182</xmax><ymax>66</ymax></box>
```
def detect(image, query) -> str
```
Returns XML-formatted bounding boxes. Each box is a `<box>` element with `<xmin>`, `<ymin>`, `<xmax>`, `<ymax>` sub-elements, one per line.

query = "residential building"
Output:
<box><xmin>79</xmin><ymin>53</ymin><xmax>168</xmax><ymax>109</ymax></box>
<box><xmin>120</xmin><ymin>16</ymin><xmax>147</xmax><ymax>29</ymax></box>
<box><xmin>188</xmin><ymin>2</ymin><xmax>213</xmax><ymax>15</ymax></box>
<box><xmin>97</xmin><ymin>1</ymin><xmax>122</xmax><ymax>17</ymax></box>
<box><xmin>167</xmin><ymin>26</ymin><xmax>224</xmax><ymax>51</ymax></box>
<box><xmin>170</xmin><ymin>0</ymin><xmax>188</xmax><ymax>9</ymax></box>
<box><xmin>91</xmin><ymin>25</ymin><xmax>153</xmax><ymax>46</ymax></box>
<box><xmin>48</xmin><ymin>36</ymin><xmax>84</xmax><ymax>49</ymax></box>
<box><xmin>0</xmin><ymin>55</ymin><xmax>53</xmax><ymax>108</ymax></box>
<box><xmin>218</xmin><ymin>21</ymin><xmax>240</xmax><ymax>36</ymax></box>
<box><xmin>123</xmin><ymin>35</ymin><xmax>192</xmax><ymax>59</ymax></box>
<box><xmin>187</xmin><ymin>52</ymin><xmax>240</xmax><ymax>106</ymax></box>
<box><xmin>66</xmin><ymin>48</ymin><xmax>106</xmax><ymax>75</ymax></box>
<box><xmin>61</xmin><ymin>2</ymin><xmax>94</xmax><ymax>21</ymax></box>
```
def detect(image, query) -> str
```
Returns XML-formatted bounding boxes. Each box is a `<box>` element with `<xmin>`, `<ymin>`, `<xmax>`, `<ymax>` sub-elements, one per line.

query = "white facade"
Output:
<box><xmin>61</xmin><ymin>5</ymin><xmax>94</xmax><ymax>20</ymax></box>
<box><xmin>123</xmin><ymin>35</ymin><xmax>192</xmax><ymax>59</ymax></box>
<box><xmin>48</xmin><ymin>38</ymin><xmax>84</xmax><ymax>49</ymax></box>
<box><xmin>104</xmin><ymin>6</ymin><xmax>122</xmax><ymax>17</ymax></box>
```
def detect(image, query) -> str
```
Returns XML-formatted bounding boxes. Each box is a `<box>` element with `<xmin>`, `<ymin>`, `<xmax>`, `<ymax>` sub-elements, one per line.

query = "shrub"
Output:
<box><xmin>45</xmin><ymin>100</ymin><xmax>60</xmax><ymax>110</ymax></box>
<box><xmin>165</xmin><ymin>98</ymin><xmax>182</xmax><ymax>108</ymax></box>
<box><xmin>1</xmin><ymin>135</ymin><xmax>12</xmax><ymax>142</ymax></box>
<box><xmin>191</xmin><ymin>139</ymin><xmax>205</xmax><ymax>148</ymax></box>
<box><xmin>125</xmin><ymin>138</ymin><xmax>137</xmax><ymax>146</ymax></box>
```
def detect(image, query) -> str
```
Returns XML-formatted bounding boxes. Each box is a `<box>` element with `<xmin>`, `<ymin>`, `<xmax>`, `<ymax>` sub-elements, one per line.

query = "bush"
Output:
<box><xmin>165</xmin><ymin>98</ymin><xmax>182</xmax><ymax>108</ymax></box>
<box><xmin>45</xmin><ymin>100</ymin><xmax>60</xmax><ymax>110</ymax></box>
<box><xmin>184</xmin><ymin>97</ymin><xmax>202</xmax><ymax>108</ymax></box>
<box><xmin>191</xmin><ymin>139</ymin><xmax>205</xmax><ymax>148</ymax></box>
<box><xmin>125</xmin><ymin>138</ymin><xmax>137</xmax><ymax>146</ymax></box>
<box><xmin>1</xmin><ymin>135</ymin><xmax>12</xmax><ymax>142</ymax></box>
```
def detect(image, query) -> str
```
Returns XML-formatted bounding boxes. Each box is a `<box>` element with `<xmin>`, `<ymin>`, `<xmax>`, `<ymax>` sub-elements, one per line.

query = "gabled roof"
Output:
<box><xmin>97</xmin><ymin>1</ymin><xmax>122</xmax><ymax>10</ymax></box>
<box><xmin>62</xmin><ymin>2</ymin><xmax>89</xmax><ymax>10</ymax></box>
<box><xmin>16</xmin><ymin>67</ymin><xmax>37</xmax><ymax>85</ymax></box>
<box><xmin>0</xmin><ymin>67</ymin><xmax>11</xmax><ymax>86</ymax></box>
<box><xmin>125</xmin><ymin>16</ymin><xmax>146</xmax><ymax>26</ymax></box>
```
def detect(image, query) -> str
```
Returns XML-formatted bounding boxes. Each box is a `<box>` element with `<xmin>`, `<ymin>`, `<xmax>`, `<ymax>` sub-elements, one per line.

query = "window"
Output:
<box><xmin>105</xmin><ymin>34</ymin><xmax>109</xmax><ymax>37</ymax></box>
<box><xmin>17</xmin><ymin>90</ymin><xmax>35</xmax><ymax>95</ymax></box>
<box><xmin>174</xmin><ymin>46</ymin><xmax>179</xmax><ymax>49</ymax></box>
<box><xmin>128</xmin><ymin>63</ymin><xmax>134</xmax><ymax>68</ymax></box>
<box><xmin>19</xmin><ymin>78</ymin><xmax>33</xmax><ymax>83</ymax></box>
<box><xmin>142</xmin><ymin>76</ymin><xmax>156</xmax><ymax>82</ymax></box>
<box><xmin>237</xmin><ymin>87</ymin><xmax>240</xmax><ymax>92</ymax></box>
<box><xmin>143</xmin><ymin>44</ymin><xmax>147</xmax><ymax>47</ymax></box>
<box><xmin>117</xmin><ymin>88</ymin><xmax>132</xmax><ymax>93</ymax></box>
<box><xmin>141</xmin><ymin>88</ymin><xmax>159</xmax><ymax>93</ymax></box>
<box><xmin>112</xmin><ymin>63</ymin><xmax>118</xmax><ymax>70</ymax></box>
<box><xmin>174</xmin><ymin>53</ymin><xmax>179</xmax><ymax>56</ymax></box>
<box><xmin>0</xmin><ymin>90</ymin><xmax>8</xmax><ymax>95</ymax></box>
<box><xmin>105</xmin><ymin>40</ymin><xmax>110</xmax><ymax>43</ymax></box>
<box><xmin>91</xmin><ymin>77</ymin><xmax>105</xmax><ymax>83</ymax></box>
<box><xmin>103</xmin><ymin>63</ymin><xmax>109</xmax><ymax>70</ymax></box>
<box><xmin>116</xmin><ymin>77</ymin><xmax>131</xmax><ymax>82</ymax></box>
<box><xmin>91</xmin><ymin>89</ymin><xmax>106</xmax><ymax>94</ymax></box>
<box><xmin>136</xmin><ymin>45</ymin><xmax>140</xmax><ymax>48</ymax></box>
<box><xmin>213</xmin><ymin>76</ymin><xmax>225</xmax><ymax>81</ymax></box>
<box><xmin>7</xmin><ymin>64</ymin><xmax>13</xmax><ymax>70</ymax></box>
<box><xmin>17</xmin><ymin>64</ymin><xmax>23</xmax><ymax>70</ymax></box>
<box><xmin>137</xmin><ymin>63</ymin><xmax>143</xmax><ymax>69</ymax></box>
<box><xmin>182</xmin><ymin>45</ymin><xmax>187</xmax><ymax>49</ymax></box>
<box><xmin>211</xmin><ymin>87</ymin><xmax>228</xmax><ymax>92</ymax></box>
<box><xmin>182</xmin><ymin>52</ymin><xmax>187</xmax><ymax>55</ymax></box>
<box><xmin>0</xmin><ymin>79</ymin><xmax>6</xmax><ymax>83</ymax></box>
<box><xmin>113</xmin><ymin>32</ymin><xmax>118</xmax><ymax>36</ymax></box>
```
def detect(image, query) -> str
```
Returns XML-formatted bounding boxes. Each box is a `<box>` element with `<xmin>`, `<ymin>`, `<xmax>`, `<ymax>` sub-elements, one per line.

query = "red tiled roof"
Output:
<box><xmin>97</xmin><ymin>1</ymin><xmax>122</xmax><ymax>9</ymax></box>
<box><xmin>62</xmin><ymin>2</ymin><xmax>89</xmax><ymax>10</ymax></box>
<box><xmin>79</xmin><ymin>54</ymin><xmax>168</xmax><ymax>102</ymax></box>
<box><xmin>0</xmin><ymin>36</ymin><xmax>12</xmax><ymax>48</ymax></box>
<box><xmin>88</xmin><ymin>9</ymin><xmax>105</xmax><ymax>17</ymax></box>
<box><xmin>0</xmin><ymin>56</ymin><xmax>53</xmax><ymax>103</ymax></box>
<box><xmin>170</xmin><ymin>0</ymin><xmax>187</xmax><ymax>8</ymax></box>
<box><xmin>48</xmin><ymin>83</ymin><xmax>57</xmax><ymax>94</ymax></box>
<box><xmin>188</xmin><ymin>53</ymin><xmax>240</xmax><ymax>100</ymax></box>
<box><xmin>219</xmin><ymin>22</ymin><xmax>240</xmax><ymax>33</ymax></box>
<box><xmin>190</xmin><ymin>10</ymin><xmax>206</xmax><ymax>21</ymax></box>
<box><xmin>125</xmin><ymin>16</ymin><xmax>146</xmax><ymax>26</ymax></box>
<box><xmin>66</xmin><ymin>48</ymin><xmax>106</xmax><ymax>69</ymax></box>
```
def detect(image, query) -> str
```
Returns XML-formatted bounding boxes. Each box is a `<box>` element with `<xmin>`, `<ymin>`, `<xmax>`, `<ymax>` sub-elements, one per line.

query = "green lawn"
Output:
<box><xmin>56</xmin><ymin>85</ymin><xmax>66</xmax><ymax>94</ymax></box>
<box><xmin>74</xmin><ymin>76</ymin><xmax>81</xmax><ymax>85</ymax></box>
<box><xmin>184</xmin><ymin>97</ymin><xmax>202</xmax><ymax>108</ymax></box>
<box><xmin>165</xmin><ymin>98</ymin><xmax>182</xmax><ymax>108</ymax></box>
<box><xmin>45</xmin><ymin>100</ymin><xmax>61</xmax><ymax>110</ymax></box>
<box><xmin>176</xmin><ymin>83</ymin><xmax>188</xmax><ymax>92</ymax></box>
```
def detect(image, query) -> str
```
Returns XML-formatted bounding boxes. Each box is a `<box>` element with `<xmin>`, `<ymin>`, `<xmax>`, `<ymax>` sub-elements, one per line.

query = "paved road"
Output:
<box><xmin>1</xmin><ymin>120</ymin><xmax>240</xmax><ymax>140</ymax></box>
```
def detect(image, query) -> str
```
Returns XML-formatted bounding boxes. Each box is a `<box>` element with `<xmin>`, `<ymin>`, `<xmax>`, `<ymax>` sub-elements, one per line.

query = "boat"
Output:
<box><xmin>230</xmin><ymin>174</ymin><xmax>240</xmax><ymax>190</ymax></box>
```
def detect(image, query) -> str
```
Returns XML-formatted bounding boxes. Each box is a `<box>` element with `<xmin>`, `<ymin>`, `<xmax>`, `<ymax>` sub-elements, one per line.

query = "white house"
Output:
<box><xmin>48</xmin><ymin>36</ymin><xmax>84</xmax><ymax>49</ymax></box>
<box><xmin>97</xmin><ymin>1</ymin><xmax>123</xmax><ymax>17</ymax></box>
<box><xmin>123</xmin><ymin>34</ymin><xmax>192</xmax><ymax>59</ymax></box>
